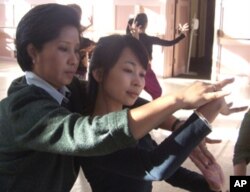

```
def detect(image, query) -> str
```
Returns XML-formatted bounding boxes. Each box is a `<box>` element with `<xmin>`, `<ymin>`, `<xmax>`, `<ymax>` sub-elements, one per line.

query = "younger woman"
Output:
<box><xmin>80</xmin><ymin>34</ymin><xmax>242</xmax><ymax>192</ymax></box>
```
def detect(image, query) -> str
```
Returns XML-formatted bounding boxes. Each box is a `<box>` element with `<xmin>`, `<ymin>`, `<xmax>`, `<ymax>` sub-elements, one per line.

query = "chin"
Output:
<box><xmin>124</xmin><ymin>100</ymin><xmax>137</xmax><ymax>107</ymax></box>
<box><xmin>64</xmin><ymin>78</ymin><xmax>73</xmax><ymax>85</ymax></box>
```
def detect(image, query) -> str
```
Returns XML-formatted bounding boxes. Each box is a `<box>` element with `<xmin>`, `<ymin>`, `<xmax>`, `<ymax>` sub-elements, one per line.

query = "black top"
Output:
<box><xmin>139</xmin><ymin>33</ymin><xmax>185</xmax><ymax>60</ymax></box>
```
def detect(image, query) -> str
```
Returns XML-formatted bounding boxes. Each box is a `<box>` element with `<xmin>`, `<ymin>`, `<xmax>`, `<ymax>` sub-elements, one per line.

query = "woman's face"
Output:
<box><xmin>99</xmin><ymin>47</ymin><xmax>146</xmax><ymax>108</ymax></box>
<box><xmin>31</xmin><ymin>26</ymin><xmax>80</xmax><ymax>89</ymax></box>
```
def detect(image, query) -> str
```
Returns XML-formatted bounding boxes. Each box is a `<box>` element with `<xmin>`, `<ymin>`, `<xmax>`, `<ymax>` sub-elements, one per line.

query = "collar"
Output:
<box><xmin>25</xmin><ymin>71</ymin><xmax>70</xmax><ymax>104</ymax></box>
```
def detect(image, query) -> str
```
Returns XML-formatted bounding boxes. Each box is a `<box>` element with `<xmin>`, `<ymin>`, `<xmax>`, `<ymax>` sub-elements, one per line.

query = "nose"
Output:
<box><xmin>133</xmin><ymin>74</ymin><xmax>144</xmax><ymax>88</ymax></box>
<box><xmin>69</xmin><ymin>51</ymin><xmax>79</xmax><ymax>66</ymax></box>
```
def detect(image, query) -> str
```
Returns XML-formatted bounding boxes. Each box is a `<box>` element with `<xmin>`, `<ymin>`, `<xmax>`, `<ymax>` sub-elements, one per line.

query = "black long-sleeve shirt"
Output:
<box><xmin>79</xmin><ymin>112</ymin><xmax>211</xmax><ymax>192</ymax></box>
<box><xmin>138</xmin><ymin>33</ymin><xmax>185</xmax><ymax>60</ymax></box>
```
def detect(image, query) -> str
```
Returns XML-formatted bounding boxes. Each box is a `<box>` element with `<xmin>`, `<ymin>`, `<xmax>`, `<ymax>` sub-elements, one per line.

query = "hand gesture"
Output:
<box><xmin>176</xmin><ymin>78</ymin><xmax>234</xmax><ymax>110</ymax></box>
<box><xmin>178</xmin><ymin>23</ymin><xmax>189</xmax><ymax>35</ymax></box>
<box><xmin>220</xmin><ymin>101</ymin><xmax>248</xmax><ymax>115</ymax></box>
<box><xmin>207</xmin><ymin>81</ymin><xmax>248</xmax><ymax>115</ymax></box>
<box><xmin>129</xmin><ymin>21</ymin><xmax>140</xmax><ymax>39</ymax></box>
<box><xmin>88</xmin><ymin>15</ymin><xmax>93</xmax><ymax>26</ymax></box>
<box><xmin>81</xmin><ymin>15</ymin><xmax>93</xmax><ymax>33</ymax></box>
<box><xmin>190</xmin><ymin>140</ymin><xmax>224</xmax><ymax>191</ymax></box>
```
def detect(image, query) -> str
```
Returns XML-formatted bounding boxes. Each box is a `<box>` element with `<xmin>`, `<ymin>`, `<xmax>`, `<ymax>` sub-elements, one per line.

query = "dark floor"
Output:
<box><xmin>175</xmin><ymin>57</ymin><xmax>212</xmax><ymax>80</ymax></box>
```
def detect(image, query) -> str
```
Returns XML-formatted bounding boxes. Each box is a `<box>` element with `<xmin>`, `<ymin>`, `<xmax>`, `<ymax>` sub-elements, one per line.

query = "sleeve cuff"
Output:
<box><xmin>194</xmin><ymin>110</ymin><xmax>212</xmax><ymax>130</ymax></box>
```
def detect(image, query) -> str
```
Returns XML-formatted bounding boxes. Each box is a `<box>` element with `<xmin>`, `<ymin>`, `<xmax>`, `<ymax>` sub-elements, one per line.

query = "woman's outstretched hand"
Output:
<box><xmin>219</xmin><ymin>101</ymin><xmax>248</xmax><ymax>115</ymax></box>
<box><xmin>175</xmin><ymin>78</ymin><xmax>234</xmax><ymax>110</ymax></box>
<box><xmin>178</xmin><ymin>23</ymin><xmax>189</xmax><ymax>35</ymax></box>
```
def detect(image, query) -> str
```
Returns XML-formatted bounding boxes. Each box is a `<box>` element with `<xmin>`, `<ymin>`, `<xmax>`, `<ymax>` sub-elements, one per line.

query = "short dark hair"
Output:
<box><xmin>87</xmin><ymin>34</ymin><xmax>149</xmax><ymax>113</ymax></box>
<box><xmin>15</xmin><ymin>3</ymin><xmax>80</xmax><ymax>71</ymax></box>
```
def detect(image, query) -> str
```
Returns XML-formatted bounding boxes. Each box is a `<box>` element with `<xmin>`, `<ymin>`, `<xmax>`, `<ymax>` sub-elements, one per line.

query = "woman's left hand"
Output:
<box><xmin>190</xmin><ymin>141</ymin><xmax>224</xmax><ymax>192</ymax></box>
<box><xmin>220</xmin><ymin>101</ymin><xmax>248</xmax><ymax>115</ymax></box>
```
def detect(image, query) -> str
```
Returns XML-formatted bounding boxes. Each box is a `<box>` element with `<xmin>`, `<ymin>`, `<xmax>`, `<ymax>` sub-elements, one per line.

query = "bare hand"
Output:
<box><xmin>190</xmin><ymin>142</ymin><xmax>224</xmax><ymax>191</ymax></box>
<box><xmin>220</xmin><ymin>101</ymin><xmax>248</xmax><ymax>115</ymax></box>
<box><xmin>190</xmin><ymin>139</ymin><xmax>215</xmax><ymax>166</ymax></box>
<box><xmin>88</xmin><ymin>15</ymin><xmax>93</xmax><ymax>26</ymax></box>
<box><xmin>129</xmin><ymin>21</ymin><xmax>140</xmax><ymax>39</ymax></box>
<box><xmin>177</xmin><ymin>78</ymin><xmax>234</xmax><ymax>110</ymax></box>
<box><xmin>205</xmin><ymin>137</ymin><xmax>222</xmax><ymax>144</ymax></box>
<box><xmin>178</xmin><ymin>23</ymin><xmax>189</xmax><ymax>34</ymax></box>
<box><xmin>205</xmin><ymin>80</ymin><xmax>248</xmax><ymax>115</ymax></box>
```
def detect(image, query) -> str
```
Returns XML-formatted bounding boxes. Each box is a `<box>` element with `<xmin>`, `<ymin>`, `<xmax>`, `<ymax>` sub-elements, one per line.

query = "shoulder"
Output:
<box><xmin>68</xmin><ymin>77</ymin><xmax>87</xmax><ymax>97</ymax></box>
<box><xmin>68</xmin><ymin>77</ymin><xmax>88</xmax><ymax>113</ymax></box>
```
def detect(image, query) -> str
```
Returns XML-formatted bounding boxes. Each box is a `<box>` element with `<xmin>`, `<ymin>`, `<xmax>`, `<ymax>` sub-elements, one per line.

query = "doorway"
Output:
<box><xmin>174</xmin><ymin>0</ymin><xmax>215</xmax><ymax>79</ymax></box>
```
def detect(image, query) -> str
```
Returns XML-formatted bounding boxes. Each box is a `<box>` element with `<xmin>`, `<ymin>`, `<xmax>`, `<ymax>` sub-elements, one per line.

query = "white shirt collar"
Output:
<box><xmin>25</xmin><ymin>71</ymin><xmax>70</xmax><ymax>104</ymax></box>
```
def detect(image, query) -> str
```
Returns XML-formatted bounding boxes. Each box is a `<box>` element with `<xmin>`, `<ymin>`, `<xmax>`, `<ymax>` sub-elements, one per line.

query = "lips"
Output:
<box><xmin>127</xmin><ymin>91</ymin><xmax>139</xmax><ymax>98</ymax></box>
<box><xmin>65</xmin><ymin>70</ymin><xmax>76</xmax><ymax>75</ymax></box>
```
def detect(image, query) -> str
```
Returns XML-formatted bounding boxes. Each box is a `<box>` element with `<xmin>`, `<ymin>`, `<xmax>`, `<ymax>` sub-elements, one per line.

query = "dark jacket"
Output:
<box><xmin>80</xmin><ymin>112</ymin><xmax>211</xmax><ymax>192</ymax></box>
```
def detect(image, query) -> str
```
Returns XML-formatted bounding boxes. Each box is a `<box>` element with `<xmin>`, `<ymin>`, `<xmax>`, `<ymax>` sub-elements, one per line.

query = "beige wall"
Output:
<box><xmin>0</xmin><ymin>0</ymin><xmax>170</xmax><ymax>77</ymax></box>
<box><xmin>0</xmin><ymin>0</ymin><xmax>44</xmax><ymax>59</ymax></box>
<box><xmin>212</xmin><ymin>0</ymin><xmax>250</xmax><ymax>99</ymax></box>
<box><xmin>0</xmin><ymin>0</ymin><xmax>95</xmax><ymax>59</ymax></box>
<box><xmin>4</xmin><ymin>0</ymin><xmax>250</xmax><ymax>84</ymax></box>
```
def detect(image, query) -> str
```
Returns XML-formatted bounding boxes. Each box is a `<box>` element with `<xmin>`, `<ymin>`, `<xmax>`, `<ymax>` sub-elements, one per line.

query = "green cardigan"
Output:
<box><xmin>233</xmin><ymin>109</ymin><xmax>250</xmax><ymax>165</ymax></box>
<box><xmin>0</xmin><ymin>76</ymin><xmax>136</xmax><ymax>191</ymax></box>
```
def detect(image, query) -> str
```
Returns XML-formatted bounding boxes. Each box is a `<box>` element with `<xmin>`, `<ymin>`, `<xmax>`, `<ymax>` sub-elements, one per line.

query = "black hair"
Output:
<box><xmin>15</xmin><ymin>3</ymin><xmax>80</xmax><ymax>71</ymax></box>
<box><xmin>134</xmin><ymin>13</ymin><xmax>148</xmax><ymax>28</ymax></box>
<box><xmin>86</xmin><ymin>34</ymin><xmax>149</xmax><ymax>113</ymax></box>
<box><xmin>126</xmin><ymin>18</ymin><xmax>134</xmax><ymax>35</ymax></box>
<box><xmin>67</xmin><ymin>3</ymin><xmax>82</xmax><ymax>20</ymax></box>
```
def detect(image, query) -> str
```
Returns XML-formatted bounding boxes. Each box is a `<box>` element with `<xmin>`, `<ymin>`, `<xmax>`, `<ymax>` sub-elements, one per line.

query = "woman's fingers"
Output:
<box><xmin>205</xmin><ymin>137</ymin><xmax>222</xmax><ymax>144</ymax></box>
<box><xmin>221</xmin><ymin>105</ymin><xmax>248</xmax><ymax>115</ymax></box>
<box><xmin>203</xmin><ymin>90</ymin><xmax>231</xmax><ymax>101</ymax></box>
<box><xmin>213</xmin><ymin>77</ymin><xmax>235</xmax><ymax>91</ymax></box>
<box><xmin>179</xmin><ymin>78</ymin><xmax>236</xmax><ymax>109</ymax></box>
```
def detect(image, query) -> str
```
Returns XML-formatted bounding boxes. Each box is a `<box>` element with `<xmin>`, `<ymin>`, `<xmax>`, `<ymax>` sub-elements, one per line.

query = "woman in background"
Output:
<box><xmin>68</xmin><ymin>3</ymin><xmax>96</xmax><ymax>80</ymax></box>
<box><xmin>127</xmin><ymin>13</ymin><xmax>189</xmax><ymax>99</ymax></box>
<box><xmin>233</xmin><ymin>109</ymin><xmax>250</xmax><ymax>175</ymax></box>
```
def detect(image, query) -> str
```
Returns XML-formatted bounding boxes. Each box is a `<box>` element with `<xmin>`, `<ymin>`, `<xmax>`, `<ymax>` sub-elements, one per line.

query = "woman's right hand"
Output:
<box><xmin>129</xmin><ymin>21</ymin><xmax>140</xmax><ymax>39</ymax></box>
<box><xmin>178</xmin><ymin>23</ymin><xmax>189</xmax><ymax>35</ymax></box>
<box><xmin>175</xmin><ymin>78</ymin><xmax>234</xmax><ymax>110</ymax></box>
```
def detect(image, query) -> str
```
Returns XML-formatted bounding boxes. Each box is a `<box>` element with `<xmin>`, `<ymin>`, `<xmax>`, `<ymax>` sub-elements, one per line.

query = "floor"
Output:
<box><xmin>1</xmin><ymin>59</ymin><xmax>250</xmax><ymax>192</ymax></box>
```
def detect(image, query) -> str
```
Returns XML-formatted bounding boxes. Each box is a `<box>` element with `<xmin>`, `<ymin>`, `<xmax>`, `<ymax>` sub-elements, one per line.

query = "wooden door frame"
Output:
<box><xmin>172</xmin><ymin>0</ymin><xmax>190</xmax><ymax>76</ymax></box>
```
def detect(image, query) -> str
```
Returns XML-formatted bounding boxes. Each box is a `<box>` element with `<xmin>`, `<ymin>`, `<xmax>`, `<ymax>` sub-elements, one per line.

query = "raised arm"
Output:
<box><xmin>128</xmin><ymin>78</ymin><xmax>233</xmax><ymax>140</ymax></box>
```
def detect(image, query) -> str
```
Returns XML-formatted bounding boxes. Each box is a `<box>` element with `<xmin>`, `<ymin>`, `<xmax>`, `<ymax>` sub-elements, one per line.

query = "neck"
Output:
<box><xmin>93</xmin><ymin>89</ymin><xmax>123</xmax><ymax>116</ymax></box>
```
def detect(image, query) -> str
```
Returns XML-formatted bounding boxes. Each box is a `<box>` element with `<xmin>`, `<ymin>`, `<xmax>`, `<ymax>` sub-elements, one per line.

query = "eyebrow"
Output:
<box><xmin>59</xmin><ymin>41</ymin><xmax>80</xmax><ymax>48</ymax></box>
<box><xmin>125</xmin><ymin>60</ymin><xmax>146</xmax><ymax>71</ymax></box>
<box><xmin>125</xmin><ymin>60</ymin><xmax>136</xmax><ymax>66</ymax></box>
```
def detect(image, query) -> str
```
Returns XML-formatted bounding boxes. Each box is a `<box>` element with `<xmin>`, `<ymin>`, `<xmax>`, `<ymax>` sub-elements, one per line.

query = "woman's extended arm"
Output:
<box><xmin>128</xmin><ymin>78</ymin><xmax>233</xmax><ymax>140</ymax></box>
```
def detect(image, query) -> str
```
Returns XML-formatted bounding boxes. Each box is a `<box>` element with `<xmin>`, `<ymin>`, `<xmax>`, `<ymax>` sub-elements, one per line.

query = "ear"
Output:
<box><xmin>27</xmin><ymin>44</ymin><xmax>37</xmax><ymax>63</ymax></box>
<box><xmin>92</xmin><ymin>69</ymin><xmax>103</xmax><ymax>82</ymax></box>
